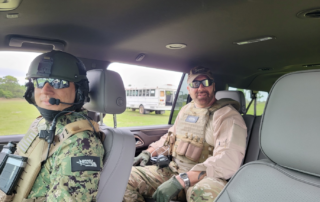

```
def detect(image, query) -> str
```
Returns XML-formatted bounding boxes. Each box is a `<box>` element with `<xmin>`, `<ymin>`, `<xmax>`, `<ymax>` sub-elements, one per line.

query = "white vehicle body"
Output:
<box><xmin>126</xmin><ymin>85</ymin><xmax>177</xmax><ymax>114</ymax></box>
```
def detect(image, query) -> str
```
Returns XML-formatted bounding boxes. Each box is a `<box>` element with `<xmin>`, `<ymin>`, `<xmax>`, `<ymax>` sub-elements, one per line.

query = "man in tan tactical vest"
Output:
<box><xmin>123</xmin><ymin>66</ymin><xmax>247</xmax><ymax>202</ymax></box>
<box><xmin>0</xmin><ymin>51</ymin><xmax>104</xmax><ymax>202</ymax></box>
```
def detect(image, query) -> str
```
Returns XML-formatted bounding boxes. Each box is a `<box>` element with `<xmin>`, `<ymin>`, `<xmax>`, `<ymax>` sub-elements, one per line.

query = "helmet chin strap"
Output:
<box><xmin>37</xmin><ymin>102</ymin><xmax>84</xmax><ymax>122</ymax></box>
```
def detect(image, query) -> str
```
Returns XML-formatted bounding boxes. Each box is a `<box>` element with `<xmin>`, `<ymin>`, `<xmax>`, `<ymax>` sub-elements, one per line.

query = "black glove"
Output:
<box><xmin>152</xmin><ymin>177</ymin><xmax>183</xmax><ymax>202</ymax></box>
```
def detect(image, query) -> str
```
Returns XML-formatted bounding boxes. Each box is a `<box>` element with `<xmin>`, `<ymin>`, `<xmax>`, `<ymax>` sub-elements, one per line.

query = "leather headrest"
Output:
<box><xmin>215</xmin><ymin>90</ymin><xmax>246</xmax><ymax>114</ymax></box>
<box><xmin>261</xmin><ymin>70</ymin><xmax>320</xmax><ymax>177</ymax></box>
<box><xmin>84</xmin><ymin>69</ymin><xmax>126</xmax><ymax>114</ymax></box>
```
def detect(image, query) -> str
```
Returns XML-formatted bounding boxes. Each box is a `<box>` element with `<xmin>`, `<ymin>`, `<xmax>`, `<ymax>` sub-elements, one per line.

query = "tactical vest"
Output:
<box><xmin>166</xmin><ymin>99</ymin><xmax>240</xmax><ymax>172</ymax></box>
<box><xmin>9</xmin><ymin>117</ymin><xmax>102</xmax><ymax>202</ymax></box>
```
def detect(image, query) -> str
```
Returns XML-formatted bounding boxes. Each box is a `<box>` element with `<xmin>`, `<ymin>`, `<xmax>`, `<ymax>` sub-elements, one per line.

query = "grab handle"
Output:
<box><xmin>9</xmin><ymin>37</ymin><xmax>65</xmax><ymax>51</ymax></box>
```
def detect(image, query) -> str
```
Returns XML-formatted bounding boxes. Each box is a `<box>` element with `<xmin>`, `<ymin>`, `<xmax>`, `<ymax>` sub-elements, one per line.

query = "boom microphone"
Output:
<box><xmin>49</xmin><ymin>98</ymin><xmax>80</xmax><ymax>105</ymax></box>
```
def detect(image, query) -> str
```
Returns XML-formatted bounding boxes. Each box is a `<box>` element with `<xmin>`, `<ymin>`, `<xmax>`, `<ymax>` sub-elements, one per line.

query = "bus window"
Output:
<box><xmin>142</xmin><ymin>89</ymin><xmax>145</xmax><ymax>96</ymax></box>
<box><xmin>139</xmin><ymin>90</ymin><xmax>142</xmax><ymax>96</ymax></box>
<box><xmin>150</xmin><ymin>89</ymin><xmax>155</xmax><ymax>96</ymax></box>
<box><xmin>135</xmin><ymin>90</ymin><xmax>138</xmax><ymax>96</ymax></box>
<box><xmin>160</xmin><ymin>91</ymin><xmax>165</xmax><ymax>97</ymax></box>
<box><xmin>146</xmin><ymin>89</ymin><xmax>150</xmax><ymax>96</ymax></box>
<box><xmin>126</xmin><ymin>90</ymin><xmax>129</xmax><ymax>96</ymax></box>
<box><xmin>130</xmin><ymin>90</ymin><xmax>133</xmax><ymax>96</ymax></box>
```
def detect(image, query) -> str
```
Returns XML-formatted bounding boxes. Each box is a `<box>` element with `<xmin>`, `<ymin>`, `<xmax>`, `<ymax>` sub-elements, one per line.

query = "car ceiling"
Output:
<box><xmin>1</xmin><ymin>0</ymin><xmax>320</xmax><ymax>92</ymax></box>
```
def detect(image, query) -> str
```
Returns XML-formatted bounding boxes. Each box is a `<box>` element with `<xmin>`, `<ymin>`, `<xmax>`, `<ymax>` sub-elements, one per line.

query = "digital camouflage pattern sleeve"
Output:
<box><xmin>28</xmin><ymin>129</ymin><xmax>104</xmax><ymax>202</ymax></box>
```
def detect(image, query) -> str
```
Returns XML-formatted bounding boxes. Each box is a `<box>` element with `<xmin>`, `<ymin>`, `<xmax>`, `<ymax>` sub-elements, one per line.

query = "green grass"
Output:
<box><xmin>103</xmin><ymin>109</ymin><xmax>170</xmax><ymax>128</ymax></box>
<box><xmin>0</xmin><ymin>99</ymin><xmax>267</xmax><ymax>135</ymax></box>
<box><xmin>0</xmin><ymin>98</ymin><xmax>40</xmax><ymax>136</ymax></box>
<box><xmin>0</xmin><ymin>99</ymin><xmax>171</xmax><ymax>135</ymax></box>
<box><xmin>246</xmin><ymin>102</ymin><xmax>266</xmax><ymax>116</ymax></box>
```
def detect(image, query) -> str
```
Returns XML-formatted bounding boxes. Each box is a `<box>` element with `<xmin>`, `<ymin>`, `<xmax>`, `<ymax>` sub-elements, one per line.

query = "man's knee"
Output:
<box><xmin>187</xmin><ymin>177</ymin><xmax>227</xmax><ymax>202</ymax></box>
<box><xmin>126</xmin><ymin>166</ymin><xmax>149</xmax><ymax>194</ymax></box>
<box><xmin>123</xmin><ymin>167</ymin><xmax>149</xmax><ymax>202</ymax></box>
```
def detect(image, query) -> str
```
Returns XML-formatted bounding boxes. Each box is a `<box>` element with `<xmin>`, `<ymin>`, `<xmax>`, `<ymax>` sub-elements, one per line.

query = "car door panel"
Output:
<box><xmin>0</xmin><ymin>135</ymin><xmax>24</xmax><ymax>150</ymax></box>
<box><xmin>120</xmin><ymin>124</ymin><xmax>171</xmax><ymax>156</ymax></box>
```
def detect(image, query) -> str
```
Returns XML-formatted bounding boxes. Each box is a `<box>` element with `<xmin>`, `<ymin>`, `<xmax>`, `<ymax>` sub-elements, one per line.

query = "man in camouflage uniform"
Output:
<box><xmin>17</xmin><ymin>51</ymin><xmax>104</xmax><ymax>202</ymax></box>
<box><xmin>123</xmin><ymin>66</ymin><xmax>247</xmax><ymax>202</ymax></box>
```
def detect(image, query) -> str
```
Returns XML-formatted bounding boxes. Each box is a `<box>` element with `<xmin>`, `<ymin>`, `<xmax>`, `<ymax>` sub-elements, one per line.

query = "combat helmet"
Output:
<box><xmin>24</xmin><ymin>51</ymin><xmax>90</xmax><ymax>121</ymax></box>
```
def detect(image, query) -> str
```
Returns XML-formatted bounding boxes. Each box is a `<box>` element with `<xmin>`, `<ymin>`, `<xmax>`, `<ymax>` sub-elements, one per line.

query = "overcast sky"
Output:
<box><xmin>0</xmin><ymin>51</ymin><xmax>183</xmax><ymax>88</ymax></box>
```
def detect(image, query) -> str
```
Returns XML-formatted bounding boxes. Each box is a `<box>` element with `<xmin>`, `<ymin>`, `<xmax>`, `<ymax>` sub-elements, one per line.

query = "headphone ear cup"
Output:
<box><xmin>24</xmin><ymin>81</ymin><xmax>36</xmax><ymax>105</ymax></box>
<box><xmin>26</xmin><ymin>91</ymin><xmax>36</xmax><ymax>104</ymax></box>
<box><xmin>30</xmin><ymin>92</ymin><xmax>35</xmax><ymax>104</ymax></box>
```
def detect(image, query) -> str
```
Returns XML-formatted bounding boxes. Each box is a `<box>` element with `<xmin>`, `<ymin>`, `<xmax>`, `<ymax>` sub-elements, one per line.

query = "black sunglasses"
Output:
<box><xmin>33</xmin><ymin>78</ymin><xmax>70</xmax><ymax>89</ymax></box>
<box><xmin>189</xmin><ymin>79</ymin><xmax>214</xmax><ymax>88</ymax></box>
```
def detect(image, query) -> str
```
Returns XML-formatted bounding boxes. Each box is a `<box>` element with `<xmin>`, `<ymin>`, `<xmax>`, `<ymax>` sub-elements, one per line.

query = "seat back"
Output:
<box><xmin>215</xmin><ymin>90</ymin><xmax>246</xmax><ymax>114</ymax></box>
<box><xmin>84</xmin><ymin>69</ymin><xmax>136</xmax><ymax>202</ymax></box>
<box><xmin>215</xmin><ymin>70</ymin><xmax>320</xmax><ymax>202</ymax></box>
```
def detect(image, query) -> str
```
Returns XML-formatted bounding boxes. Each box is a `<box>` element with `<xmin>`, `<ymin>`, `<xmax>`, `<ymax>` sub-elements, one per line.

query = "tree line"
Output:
<box><xmin>0</xmin><ymin>76</ymin><xmax>25</xmax><ymax>99</ymax></box>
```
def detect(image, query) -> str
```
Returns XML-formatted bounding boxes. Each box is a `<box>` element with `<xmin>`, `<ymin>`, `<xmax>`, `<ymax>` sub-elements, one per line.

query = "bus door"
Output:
<box><xmin>165</xmin><ymin>91</ymin><xmax>174</xmax><ymax>106</ymax></box>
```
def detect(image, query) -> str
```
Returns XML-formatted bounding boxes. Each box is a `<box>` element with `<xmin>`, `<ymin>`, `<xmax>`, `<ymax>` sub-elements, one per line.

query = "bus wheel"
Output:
<box><xmin>139</xmin><ymin>105</ymin><xmax>145</xmax><ymax>114</ymax></box>
<box><xmin>132</xmin><ymin>108</ymin><xmax>136</xmax><ymax>111</ymax></box>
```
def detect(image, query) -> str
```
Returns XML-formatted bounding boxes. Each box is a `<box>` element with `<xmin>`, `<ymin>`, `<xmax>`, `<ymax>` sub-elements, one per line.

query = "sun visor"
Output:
<box><xmin>84</xmin><ymin>69</ymin><xmax>126</xmax><ymax>114</ymax></box>
<box><xmin>260</xmin><ymin>70</ymin><xmax>320</xmax><ymax>177</ymax></box>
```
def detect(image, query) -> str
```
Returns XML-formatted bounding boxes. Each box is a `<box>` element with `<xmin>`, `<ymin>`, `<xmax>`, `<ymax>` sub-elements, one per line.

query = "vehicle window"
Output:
<box><xmin>228</xmin><ymin>87</ymin><xmax>268</xmax><ymax>116</ymax></box>
<box><xmin>0</xmin><ymin>51</ymin><xmax>41</xmax><ymax>136</ymax></box>
<box><xmin>104</xmin><ymin>63</ymin><xmax>182</xmax><ymax>127</ymax></box>
<box><xmin>150</xmin><ymin>89</ymin><xmax>155</xmax><ymax>96</ymax></box>
<box><xmin>170</xmin><ymin>74</ymin><xmax>188</xmax><ymax>124</ymax></box>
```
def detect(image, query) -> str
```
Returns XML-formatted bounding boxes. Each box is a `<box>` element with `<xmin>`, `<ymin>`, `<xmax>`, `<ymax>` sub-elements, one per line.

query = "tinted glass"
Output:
<box><xmin>228</xmin><ymin>87</ymin><xmax>268</xmax><ymax>116</ymax></box>
<box><xmin>170</xmin><ymin>74</ymin><xmax>188</xmax><ymax>124</ymax></box>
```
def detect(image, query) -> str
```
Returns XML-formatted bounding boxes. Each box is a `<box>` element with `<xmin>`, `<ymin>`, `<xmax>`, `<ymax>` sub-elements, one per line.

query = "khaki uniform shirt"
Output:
<box><xmin>149</xmin><ymin>104</ymin><xmax>247</xmax><ymax>180</ymax></box>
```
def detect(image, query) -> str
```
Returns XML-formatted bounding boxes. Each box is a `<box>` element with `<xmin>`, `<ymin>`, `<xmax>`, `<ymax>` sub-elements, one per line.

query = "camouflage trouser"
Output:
<box><xmin>123</xmin><ymin>164</ymin><xmax>227</xmax><ymax>202</ymax></box>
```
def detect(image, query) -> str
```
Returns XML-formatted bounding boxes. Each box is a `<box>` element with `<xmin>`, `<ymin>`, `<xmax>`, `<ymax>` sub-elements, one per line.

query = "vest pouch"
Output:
<box><xmin>185</xmin><ymin>141</ymin><xmax>203</xmax><ymax>162</ymax></box>
<box><xmin>176</xmin><ymin>139</ymin><xmax>190</xmax><ymax>156</ymax></box>
<box><xmin>0</xmin><ymin>190</ymin><xmax>14</xmax><ymax>202</ymax></box>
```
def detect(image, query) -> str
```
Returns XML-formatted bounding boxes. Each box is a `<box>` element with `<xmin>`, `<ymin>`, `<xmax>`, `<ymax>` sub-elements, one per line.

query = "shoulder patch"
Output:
<box><xmin>71</xmin><ymin>156</ymin><xmax>100</xmax><ymax>172</ymax></box>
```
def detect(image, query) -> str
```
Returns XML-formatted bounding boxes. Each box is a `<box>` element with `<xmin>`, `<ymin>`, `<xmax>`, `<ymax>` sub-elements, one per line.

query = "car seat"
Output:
<box><xmin>215</xmin><ymin>70</ymin><xmax>320</xmax><ymax>202</ymax></box>
<box><xmin>84</xmin><ymin>69</ymin><xmax>136</xmax><ymax>202</ymax></box>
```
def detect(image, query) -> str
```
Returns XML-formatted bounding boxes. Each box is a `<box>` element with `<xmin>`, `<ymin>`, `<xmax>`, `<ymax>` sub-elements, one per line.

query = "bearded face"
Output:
<box><xmin>187</xmin><ymin>75</ymin><xmax>216</xmax><ymax>108</ymax></box>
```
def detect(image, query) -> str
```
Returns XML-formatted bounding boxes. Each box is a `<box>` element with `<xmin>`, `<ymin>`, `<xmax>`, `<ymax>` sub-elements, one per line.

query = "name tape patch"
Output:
<box><xmin>71</xmin><ymin>156</ymin><xmax>100</xmax><ymax>172</ymax></box>
<box><xmin>185</xmin><ymin>115</ymin><xmax>199</xmax><ymax>123</ymax></box>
